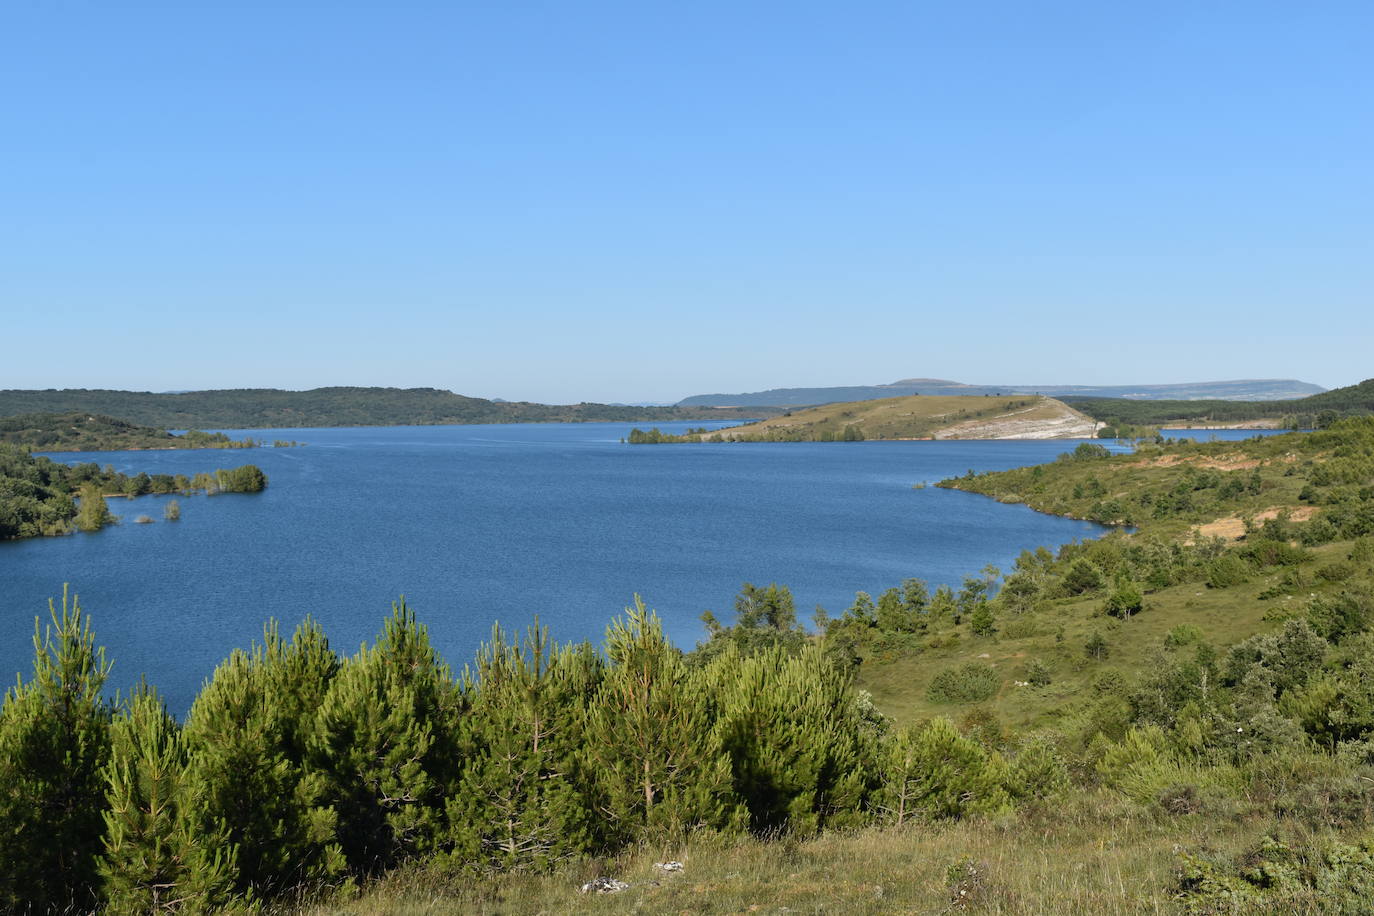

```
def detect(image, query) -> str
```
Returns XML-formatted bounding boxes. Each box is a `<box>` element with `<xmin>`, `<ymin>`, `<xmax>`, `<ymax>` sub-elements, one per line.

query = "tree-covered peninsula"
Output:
<box><xmin>0</xmin><ymin>412</ymin><xmax>260</xmax><ymax>452</ymax></box>
<box><xmin>0</xmin><ymin>387</ymin><xmax>782</xmax><ymax>430</ymax></box>
<box><xmin>0</xmin><ymin>444</ymin><xmax>267</xmax><ymax>540</ymax></box>
<box><xmin>6</xmin><ymin>419</ymin><xmax>1374</xmax><ymax>911</ymax></box>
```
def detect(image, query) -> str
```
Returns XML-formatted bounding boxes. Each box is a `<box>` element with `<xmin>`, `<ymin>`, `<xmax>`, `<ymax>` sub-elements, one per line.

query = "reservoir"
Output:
<box><xmin>2</xmin><ymin>422</ymin><xmax>1132</xmax><ymax>712</ymax></box>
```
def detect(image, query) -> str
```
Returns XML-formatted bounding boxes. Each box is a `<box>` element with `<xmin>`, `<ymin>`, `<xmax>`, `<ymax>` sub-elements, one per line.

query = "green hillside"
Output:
<box><xmin>0</xmin><ymin>387</ymin><xmax>780</xmax><ymax>429</ymax></box>
<box><xmin>0</xmin><ymin>412</ymin><xmax>257</xmax><ymax>452</ymax></box>
<box><xmin>1069</xmin><ymin>377</ymin><xmax>1374</xmax><ymax>430</ymax></box>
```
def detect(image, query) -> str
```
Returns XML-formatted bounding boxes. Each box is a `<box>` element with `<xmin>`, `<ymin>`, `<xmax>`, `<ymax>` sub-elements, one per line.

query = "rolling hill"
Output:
<box><xmin>674</xmin><ymin>394</ymin><xmax>1100</xmax><ymax>441</ymax></box>
<box><xmin>1066</xmin><ymin>377</ymin><xmax>1374</xmax><ymax>429</ymax></box>
<box><xmin>677</xmin><ymin>378</ymin><xmax>1325</xmax><ymax>408</ymax></box>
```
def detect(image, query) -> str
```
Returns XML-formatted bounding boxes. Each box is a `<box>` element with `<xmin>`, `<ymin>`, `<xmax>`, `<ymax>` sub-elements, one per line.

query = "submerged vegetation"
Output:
<box><xmin>0</xmin><ymin>443</ymin><xmax>267</xmax><ymax>540</ymax></box>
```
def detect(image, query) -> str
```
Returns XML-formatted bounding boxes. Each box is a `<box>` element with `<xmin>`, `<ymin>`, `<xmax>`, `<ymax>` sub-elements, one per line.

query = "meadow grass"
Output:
<box><xmin>292</xmin><ymin>792</ymin><xmax>1349</xmax><ymax>915</ymax></box>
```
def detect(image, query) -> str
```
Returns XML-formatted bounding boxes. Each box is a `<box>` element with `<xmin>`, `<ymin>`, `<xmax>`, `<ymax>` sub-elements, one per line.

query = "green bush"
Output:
<box><xmin>1237</xmin><ymin>539</ymin><xmax>1309</xmax><ymax>567</ymax></box>
<box><xmin>927</xmin><ymin>664</ymin><xmax>1000</xmax><ymax>704</ymax></box>
<box><xmin>1176</xmin><ymin>835</ymin><xmax>1374</xmax><ymax>914</ymax></box>
<box><xmin>1205</xmin><ymin>554</ymin><xmax>1251</xmax><ymax>589</ymax></box>
<box><xmin>1317</xmin><ymin>561</ymin><xmax>1357</xmax><ymax>583</ymax></box>
<box><xmin>879</xmin><ymin>718</ymin><xmax>1010</xmax><ymax>822</ymax></box>
<box><xmin>1164</xmin><ymin>624</ymin><xmax>1205</xmax><ymax>647</ymax></box>
<box><xmin>1061</xmin><ymin>559</ymin><xmax>1106</xmax><ymax>596</ymax></box>
<box><xmin>1103</xmin><ymin>579</ymin><xmax>1144</xmax><ymax>619</ymax></box>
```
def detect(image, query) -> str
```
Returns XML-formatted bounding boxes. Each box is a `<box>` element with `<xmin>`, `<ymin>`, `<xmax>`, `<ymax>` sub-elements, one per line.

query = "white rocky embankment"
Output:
<box><xmin>932</xmin><ymin>399</ymin><xmax>1102</xmax><ymax>440</ymax></box>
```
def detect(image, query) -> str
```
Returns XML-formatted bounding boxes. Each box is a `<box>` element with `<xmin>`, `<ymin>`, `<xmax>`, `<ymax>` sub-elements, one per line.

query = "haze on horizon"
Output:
<box><xmin>4</xmin><ymin>3</ymin><xmax>1370</xmax><ymax>405</ymax></box>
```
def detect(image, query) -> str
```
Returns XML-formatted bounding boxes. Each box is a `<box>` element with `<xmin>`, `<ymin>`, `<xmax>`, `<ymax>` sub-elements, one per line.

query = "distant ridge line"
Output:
<box><xmin>677</xmin><ymin>378</ymin><xmax>1326</xmax><ymax>408</ymax></box>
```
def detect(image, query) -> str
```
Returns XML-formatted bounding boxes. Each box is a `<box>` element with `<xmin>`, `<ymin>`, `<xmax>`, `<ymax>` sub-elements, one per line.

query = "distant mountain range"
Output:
<box><xmin>676</xmin><ymin>378</ymin><xmax>1326</xmax><ymax>408</ymax></box>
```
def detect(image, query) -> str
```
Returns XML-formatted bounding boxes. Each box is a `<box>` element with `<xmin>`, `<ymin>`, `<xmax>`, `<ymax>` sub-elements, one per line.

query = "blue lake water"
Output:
<box><xmin>1160</xmin><ymin>428</ymin><xmax>1295</xmax><ymax>442</ymax></box>
<box><xmin>0</xmin><ymin>422</ymin><xmax>1200</xmax><ymax>713</ymax></box>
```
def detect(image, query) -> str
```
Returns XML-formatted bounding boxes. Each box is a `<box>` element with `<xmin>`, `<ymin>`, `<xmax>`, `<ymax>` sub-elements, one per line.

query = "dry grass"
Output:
<box><xmin>701</xmin><ymin>395</ymin><xmax>1093</xmax><ymax>442</ymax></box>
<box><xmin>290</xmin><ymin>796</ymin><xmax>1305</xmax><ymax>915</ymax></box>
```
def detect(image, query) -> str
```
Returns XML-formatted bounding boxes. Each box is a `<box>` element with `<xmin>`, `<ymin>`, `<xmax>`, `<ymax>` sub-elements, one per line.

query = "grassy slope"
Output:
<box><xmin>697</xmin><ymin>394</ymin><xmax>1085</xmax><ymax>441</ymax></box>
<box><xmin>311</xmin><ymin>800</ymin><xmax>1267</xmax><ymax>914</ymax></box>
<box><xmin>858</xmin><ymin>539</ymin><xmax>1348</xmax><ymax>732</ymax></box>
<box><xmin>871</xmin><ymin>427</ymin><xmax>1354</xmax><ymax>730</ymax></box>
<box><xmin>938</xmin><ymin>431</ymin><xmax>1309</xmax><ymax>530</ymax></box>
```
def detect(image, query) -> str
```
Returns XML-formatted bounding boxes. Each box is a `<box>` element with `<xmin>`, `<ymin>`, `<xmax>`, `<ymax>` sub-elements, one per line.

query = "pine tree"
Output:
<box><xmin>710</xmin><ymin>643</ymin><xmax>880</xmax><ymax>834</ymax></box>
<box><xmin>0</xmin><ymin>586</ymin><xmax>114</xmax><ymax>912</ymax></box>
<box><xmin>876</xmin><ymin>587</ymin><xmax>914</xmax><ymax>633</ymax></box>
<box><xmin>845</xmin><ymin>591</ymin><xmax>876</xmax><ymax>626</ymax></box>
<box><xmin>584</xmin><ymin>597</ymin><xmax>740</xmax><ymax>844</ymax></box>
<box><xmin>100</xmin><ymin>685</ymin><xmax>236</xmax><ymax>913</ymax></box>
<box><xmin>877</xmin><ymin>718</ymin><xmax>1010</xmax><ymax>822</ymax></box>
<box><xmin>310</xmin><ymin>600</ymin><xmax>466</xmax><ymax>873</ymax></box>
<box><xmin>183</xmin><ymin>617</ymin><xmax>344</xmax><ymax>897</ymax></box>
<box><xmin>447</xmin><ymin>623</ymin><xmax>604</xmax><ymax>871</ymax></box>
<box><xmin>901</xmin><ymin>578</ymin><xmax>930</xmax><ymax>628</ymax></box>
<box><xmin>928</xmin><ymin>585</ymin><xmax>959</xmax><ymax>627</ymax></box>
<box><xmin>969</xmin><ymin>602</ymin><xmax>997</xmax><ymax>636</ymax></box>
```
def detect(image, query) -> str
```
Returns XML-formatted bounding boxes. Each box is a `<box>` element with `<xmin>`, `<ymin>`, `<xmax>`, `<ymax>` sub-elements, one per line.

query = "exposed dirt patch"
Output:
<box><xmin>1137</xmin><ymin>454</ymin><xmax>1262</xmax><ymax>471</ymax></box>
<box><xmin>1192</xmin><ymin>505</ymin><xmax>1318</xmax><ymax>541</ymax></box>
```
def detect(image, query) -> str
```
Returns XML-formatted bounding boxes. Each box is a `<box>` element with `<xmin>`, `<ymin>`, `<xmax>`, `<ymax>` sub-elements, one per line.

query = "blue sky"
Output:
<box><xmin>3</xmin><ymin>2</ymin><xmax>1370</xmax><ymax>403</ymax></box>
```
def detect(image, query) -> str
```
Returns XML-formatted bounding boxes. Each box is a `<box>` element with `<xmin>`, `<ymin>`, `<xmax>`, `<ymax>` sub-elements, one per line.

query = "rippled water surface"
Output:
<box><xmin>1</xmin><ymin>422</ymin><xmax>1135</xmax><ymax>711</ymax></box>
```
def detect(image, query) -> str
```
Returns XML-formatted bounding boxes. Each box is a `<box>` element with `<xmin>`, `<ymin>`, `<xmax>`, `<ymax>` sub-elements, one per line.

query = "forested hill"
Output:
<box><xmin>0</xmin><ymin>413</ymin><xmax>256</xmax><ymax>452</ymax></box>
<box><xmin>0</xmin><ymin>388</ymin><xmax>780</xmax><ymax>429</ymax></box>
<box><xmin>1066</xmin><ymin>377</ymin><xmax>1374</xmax><ymax>429</ymax></box>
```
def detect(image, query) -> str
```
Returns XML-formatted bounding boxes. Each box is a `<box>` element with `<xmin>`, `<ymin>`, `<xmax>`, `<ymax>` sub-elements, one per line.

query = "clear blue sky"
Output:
<box><xmin>3</xmin><ymin>2</ymin><xmax>1370</xmax><ymax>403</ymax></box>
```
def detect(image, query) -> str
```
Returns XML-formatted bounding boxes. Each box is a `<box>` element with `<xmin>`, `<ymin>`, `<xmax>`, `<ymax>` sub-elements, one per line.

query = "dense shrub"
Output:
<box><xmin>879</xmin><ymin>718</ymin><xmax>1010</xmax><ymax>822</ymax></box>
<box><xmin>1024</xmin><ymin>659</ymin><xmax>1052</xmax><ymax>688</ymax></box>
<box><xmin>1061</xmin><ymin>559</ymin><xmax>1106</xmax><ymax>596</ymax></box>
<box><xmin>927</xmin><ymin>664</ymin><xmax>1001</xmax><ymax>704</ymax></box>
<box><xmin>1205</xmin><ymin>554</ymin><xmax>1251</xmax><ymax>589</ymax></box>
<box><xmin>1103</xmin><ymin>579</ymin><xmax>1144</xmax><ymax>618</ymax></box>
<box><xmin>1164</xmin><ymin>624</ymin><xmax>1204</xmax><ymax>647</ymax></box>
